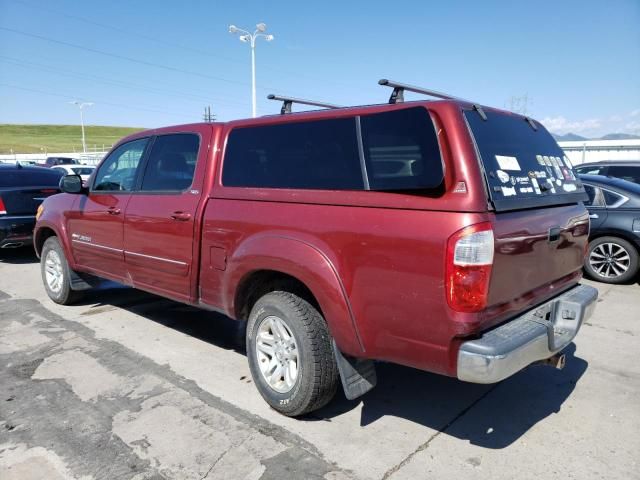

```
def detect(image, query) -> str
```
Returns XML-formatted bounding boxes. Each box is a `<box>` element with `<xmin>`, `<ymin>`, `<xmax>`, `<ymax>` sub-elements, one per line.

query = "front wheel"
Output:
<box><xmin>246</xmin><ymin>291</ymin><xmax>338</xmax><ymax>416</ymax></box>
<box><xmin>584</xmin><ymin>236</ymin><xmax>639</xmax><ymax>284</ymax></box>
<box><xmin>41</xmin><ymin>236</ymin><xmax>81</xmax><ymax>304</ymax></box>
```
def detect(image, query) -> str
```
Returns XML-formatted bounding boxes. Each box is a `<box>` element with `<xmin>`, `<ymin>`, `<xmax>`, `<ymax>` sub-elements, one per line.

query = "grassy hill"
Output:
<box><xmin>0</xmin><ymin>124</ymin><xmax>144</xmax><ymax>154</ymax></box>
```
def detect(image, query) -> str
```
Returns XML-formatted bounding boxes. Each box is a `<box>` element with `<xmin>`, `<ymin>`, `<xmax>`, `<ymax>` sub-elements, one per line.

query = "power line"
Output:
<box><xmin>0</xmin><ymin>55</ymin><xmax>246</xmax><ymax>107</ymax></box>
<box><xmin>0</xmin><ymin>26</ymin><xmax>257</xmax><ymax>88</ymax></box>
<box><xmin>0</xmin><ymin>83</ymin><xmax>197</xmax><ymax>119</ymax></box>
<box><xmin>11</xmin><ymin>0</ymin><xmax>364</xmax><ymax>91</ymax></box>
<box><xmin>12</xmin><ymin>0</ymin><xmax>246</xmax><ymax>66</ymax></box>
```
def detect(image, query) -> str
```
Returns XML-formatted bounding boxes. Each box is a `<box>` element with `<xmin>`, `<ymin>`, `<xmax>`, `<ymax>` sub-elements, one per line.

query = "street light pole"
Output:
<box><xmin>69</xmin><ymin>101</ymin><xmax>94</xmax><ymax>153</ymax></box>
<box><xmin>229</xmin><ymin>23</ymin><xmax>274</xmax><ymax>118</ymax></box>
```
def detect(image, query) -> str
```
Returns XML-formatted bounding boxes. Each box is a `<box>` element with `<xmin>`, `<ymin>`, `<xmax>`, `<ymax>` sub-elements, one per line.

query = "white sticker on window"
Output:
<box><xmin>496</xmin><ymin>170</ymin><xmax>510</xmax><ymax>183</ymax></box>
<box><xmin>501</xmin><ymin>186</ymin><xmax>517</xmax><ymax>197</ymax></box>
<box><xmin>495</xmin><ymin>155</ymin><xmax>521</xmax><ymax>171</ymax></box>
<box><xmin>563</xmin><ymin>183</ymin><xmax>577</xmax><ymax>192</ymax></box>
<box><xmin>531</xmin><ymin>178</ymin><xmax>541</xmax><ymax>195</ymax></box>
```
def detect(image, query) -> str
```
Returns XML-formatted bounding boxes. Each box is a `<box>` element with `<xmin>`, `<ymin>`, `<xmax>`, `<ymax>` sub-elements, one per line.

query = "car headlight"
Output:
<box><xmin>36</xmin><ymin>204</ymin><xmax>44</xmax><ymax>220</ymax></box>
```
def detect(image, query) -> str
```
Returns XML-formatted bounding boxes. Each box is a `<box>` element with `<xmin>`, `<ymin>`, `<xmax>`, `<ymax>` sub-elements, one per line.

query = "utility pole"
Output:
<box><xmin>203</xmin><ymin>106</ymin><xmax>216</xmax><ymax>122</ymax></box>
<box><xmin>69</xmin><ymin>101</ymin><xmax>94</xmax><ymax>153</ymax></box>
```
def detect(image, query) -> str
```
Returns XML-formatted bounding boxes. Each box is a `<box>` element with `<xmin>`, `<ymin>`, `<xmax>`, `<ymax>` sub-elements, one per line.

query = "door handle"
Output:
<box><xmin>589</xmin><ymin>213</ymin><xmax>599</xmax><ymax>219</ymax></box>
<box><xmin>107</xmin><ymin>207</ymin><xmax>121</xmax><ymax>215</ymax></box>
<box><xmin>171</xmin><ymin>211</ymin><xmax>191</xmax><ymax>221</ymax></box>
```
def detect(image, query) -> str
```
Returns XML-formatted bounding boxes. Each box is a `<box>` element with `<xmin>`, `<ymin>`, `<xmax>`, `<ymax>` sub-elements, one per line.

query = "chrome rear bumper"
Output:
<box><xmin>457</xmin><ymin>284</ymin><xmax>598</xmax><ymax>384</ymax></box>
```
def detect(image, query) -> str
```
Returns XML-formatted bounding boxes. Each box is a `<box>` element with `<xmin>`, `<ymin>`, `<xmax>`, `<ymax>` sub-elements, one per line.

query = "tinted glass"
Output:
<box><xmin>575</xmin><ymin>166</ymin><xmax>604</xmax><ymax>175</ymax></box>
<box><xmin>360</xmin><ymin>107</ymin><xmax>443</xmax><ymax>190</ymax></box>
<box><xmin>607</xmin><ymin>166</ymin><xmax>640</xmax><ymax>184</ymax></box>
<box><xmin>0</xmin><ymin>169</ymin><xmax>63</xmax><ymax>188</ymax></box>
<box><xmin>140</xmin><ymin>134</ymin><xmax>199</xmax><ymax>191</ymax></box>
<box><xmin>70</xmin><ymin>167</ymin><xmax>95</xmax><ymax>175</ymax></box>
<box><xmin>582</xmin><ymin>185</ymin><xmax>606</xmax><ymax>206</ymax></box>
<box><xmin>223</xmin><ymin>118</ymin><xmax>363</xmax><ymax>190</ymax></box>
<box><xmin>93</xmin><ymin>138</ymin><xmax>148</xmax><ymax>191</ymax></box>
<box><xmin>603</xmin><ymin>189</ymin><xmax>625</xmax><ymax>207</ymax></box>
<box><xmin>465</xmin><ymin>109</ymin><xmax>587</xmax><ymax>209</ymax></box>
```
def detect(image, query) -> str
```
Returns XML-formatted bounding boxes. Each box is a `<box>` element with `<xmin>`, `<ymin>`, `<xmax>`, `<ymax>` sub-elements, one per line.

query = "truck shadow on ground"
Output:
<box><xmin>313</xmin><ymin>343</ymin><xmax>587</xmax><ymax>449</ymax></box>
<box><xmin>0</xmin><ymin>246</ymin><xmax>39</xmax><ymax>264</ymax></box>
<box><xmin>75</xmin><ymin>286</ymin><xmax>588</xmax><ymax>450</ymax></box>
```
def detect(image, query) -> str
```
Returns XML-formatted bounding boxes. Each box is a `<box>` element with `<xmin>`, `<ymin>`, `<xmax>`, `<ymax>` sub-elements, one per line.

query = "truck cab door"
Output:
<box><xmin>67</xmin><ymin>138</ymin><xmax>149</xmax><ymax>281</ymax></box>
<box><xmin>123</xmin><ymin>128</ymin><xmax>211</xmax><ymax>303</ymax></box>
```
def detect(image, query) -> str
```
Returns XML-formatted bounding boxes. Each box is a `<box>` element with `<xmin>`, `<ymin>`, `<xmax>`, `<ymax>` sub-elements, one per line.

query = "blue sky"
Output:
<box><xmin>1</xmin><ymin>0</ymin><xmax>639</xmax><ymax>137</ymax></box>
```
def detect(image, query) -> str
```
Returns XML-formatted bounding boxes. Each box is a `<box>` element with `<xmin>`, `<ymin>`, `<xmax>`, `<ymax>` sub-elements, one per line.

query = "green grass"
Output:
<box><xmin>0</xmin><ymin>124</ymin><xmax>144</xmax><ymax>154</ymax></box>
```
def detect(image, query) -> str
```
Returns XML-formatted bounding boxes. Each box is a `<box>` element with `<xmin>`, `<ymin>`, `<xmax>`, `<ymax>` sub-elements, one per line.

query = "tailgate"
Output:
<box><xmin>486</xmin><ymin>203</ymin><xmax>589</xmax><ymax>320</ymax></box>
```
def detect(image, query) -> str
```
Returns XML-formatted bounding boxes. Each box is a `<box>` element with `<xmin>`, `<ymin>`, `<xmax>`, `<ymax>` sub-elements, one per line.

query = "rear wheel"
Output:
<box><xmin>246</xmin><ymin>291</ymin><xmax>338</xmax><ymax>416</ymax></box>
<box><xmin>41</xmin><ymin>236</ymin><xmax>81</xmax><ymax>304</ymax></box>
<box><xmin>584</xmin><ymin>236</ymin><xmax>639</xmax><ymax>284</ymax></box>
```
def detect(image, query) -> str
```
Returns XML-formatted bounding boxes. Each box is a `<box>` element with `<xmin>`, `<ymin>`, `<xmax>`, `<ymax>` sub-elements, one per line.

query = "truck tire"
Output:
<box><xmin>584</xmin><ymin>236</ymin><xmax>639</xmax><ymax>284</ymax></box>
<box><xmin>246</xmin><ymin>291</ymin><xmax>338</xmax><ymax>416</ymax></box>
<box><xmin>41</xmin><ymin>236</ymin><xmax>81</xmax><ymax>305</ymax></box>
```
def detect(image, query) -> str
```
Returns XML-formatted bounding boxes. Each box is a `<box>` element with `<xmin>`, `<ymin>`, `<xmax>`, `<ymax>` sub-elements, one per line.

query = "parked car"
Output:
<box><xmin>34</xmin><ymin>80</ymin><xmax>598</xmax><ymax>416</ymax></box>
<box><xmin>0</xmin><ymin>164</ymin><xmax>62</xmax><ymax>249</ymax></box>
<box><xmin>51</xmin><ymin>164</ymin><xmax>96</xmax><ymax>183</ymax></box>
<box><xmin>579</xmin><ymin>174</ymin><xmax>640</xmax><ymax>283</ymax></box>
<box><xmin>574</xmin><ymin>161</ymin><xmax>640</xmax><ymax>184</ymax></box>
<box><xmin>41</xmin><ymin>157</ymin><xmax>80</xmax><ymax>168</ymax></box>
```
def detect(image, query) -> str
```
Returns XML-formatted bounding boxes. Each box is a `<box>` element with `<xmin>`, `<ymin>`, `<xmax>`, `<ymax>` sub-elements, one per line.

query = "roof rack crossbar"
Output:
<box><xmin>378</xmin><ymin>79</ymin><xmax>469</xmax><ymax>104</ymax></box>
<box><xmin>378</xmin><ymin>79</ymin><xmax>488</xmax><ymax>121</ymax></box>
<box><xmin>267</xmin><ymin>94</ymin><xmax>343</xmax><ymax>115</ymax></box>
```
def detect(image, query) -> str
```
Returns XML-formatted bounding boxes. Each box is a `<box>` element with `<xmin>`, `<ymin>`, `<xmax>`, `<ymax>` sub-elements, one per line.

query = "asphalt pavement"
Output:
<box><xmin>1</xmin><ymin>247</ymin><xmax>638</xmax><ymax>480</ymax></box>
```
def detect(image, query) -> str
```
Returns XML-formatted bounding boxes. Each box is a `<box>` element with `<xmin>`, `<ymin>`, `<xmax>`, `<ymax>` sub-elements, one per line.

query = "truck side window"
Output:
<box><xmin>222</xmin><ymin>118</ymin><xmax>363</xmax><ymax>190</ymax></box>
<box><xmin>140</xmin><ymin>134</ymin><xmax>200</xmax><ymax>192</ymax></box>
<box><xmin>360</xmin><ymin>107</ymin><xmax>444</xmax><ymax>190</ymax></box>
<box><xmin>93</xmin><ymin>138</ymin><xmax>148</xmax><ymax>192</ymax></box>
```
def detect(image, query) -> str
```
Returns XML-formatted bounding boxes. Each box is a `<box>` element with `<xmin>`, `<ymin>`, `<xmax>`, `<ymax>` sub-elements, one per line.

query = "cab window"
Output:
<box><xmin>93</xmin><ymin>138</ymin><xmax>148</xmax><ymax>191</ymax></box>
<box><xmin>140</xmin><ymin>134</ymin><xmax>200</xmax><ymax>192</ymax></box>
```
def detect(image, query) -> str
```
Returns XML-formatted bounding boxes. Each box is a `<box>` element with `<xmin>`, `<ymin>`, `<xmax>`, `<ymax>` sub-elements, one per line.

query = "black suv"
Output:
<box><xmin>574</xmin><ymin>161</ymin><xmax>640</xmax><ymax>185</ymax></box>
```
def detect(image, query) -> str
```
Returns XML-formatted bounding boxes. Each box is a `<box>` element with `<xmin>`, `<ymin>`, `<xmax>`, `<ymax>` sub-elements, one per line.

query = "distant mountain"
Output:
<box><xmin>598</xmin><ymin>133</ymin><xmax>640</xmax><ymax>140</ymax></box>
<box><xmin>552</xmin><ymin>132</ymin><xmax>640</xmax><ymax>142</ymax></box>
<box><xmin>552</xmin><ymin>133</ymin><xmax>589</xmax><ymax>141</ymax></box>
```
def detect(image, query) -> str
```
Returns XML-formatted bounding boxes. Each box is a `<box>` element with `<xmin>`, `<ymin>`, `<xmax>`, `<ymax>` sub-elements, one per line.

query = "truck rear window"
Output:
<box><xmin>464</xmin><ymin>109</ymin><xmax>588</xmax><ymax>211</ymax></box>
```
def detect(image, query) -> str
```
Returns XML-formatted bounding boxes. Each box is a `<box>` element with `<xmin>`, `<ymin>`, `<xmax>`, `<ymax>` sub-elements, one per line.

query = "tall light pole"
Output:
<box><xmin>69</xmin><ymin>101</ymin><xmax>93</xmax><ymax>153</ymax></box>
<box><xmin>229</xmin><ymin>23</ymin><xmax>274</xmax><ymax>118</ymax></box>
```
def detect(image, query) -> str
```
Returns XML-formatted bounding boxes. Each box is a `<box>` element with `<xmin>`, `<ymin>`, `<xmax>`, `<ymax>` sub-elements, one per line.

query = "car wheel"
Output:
<box><xmin>41</xmin><ymin>236</ymin><xmax>81</xmax><ymax>304</ymax></box>
<box><xmin>246</xmin><ymin>291</ymin><xmax>338</xmax><ymax>416</ymax></box>
<box><xmin>584</xmin><ymin>236</ymin><xmax>639</xmax><ymax>284</ymax></box>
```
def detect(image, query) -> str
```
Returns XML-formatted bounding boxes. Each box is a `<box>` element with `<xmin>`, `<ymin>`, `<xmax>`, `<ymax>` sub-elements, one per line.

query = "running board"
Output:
<box><xmin>332</xmin><ymin>340</ymin><xmax>377</xmax><ymax>400</ymax></box>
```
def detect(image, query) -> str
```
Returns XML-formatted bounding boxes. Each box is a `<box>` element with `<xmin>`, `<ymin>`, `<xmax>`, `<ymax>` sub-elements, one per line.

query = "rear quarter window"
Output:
<box><xmin>360</xmin><ymin>107</ymin><xmax>444</xmax><ymax>190</ymax></box>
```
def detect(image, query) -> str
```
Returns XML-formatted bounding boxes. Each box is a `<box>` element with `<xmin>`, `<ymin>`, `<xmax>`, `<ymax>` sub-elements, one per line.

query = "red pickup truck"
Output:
<box><xmin>34</xmin><ymin>81</ymin><xmax>598</xmax><ymax>416</ymax></box>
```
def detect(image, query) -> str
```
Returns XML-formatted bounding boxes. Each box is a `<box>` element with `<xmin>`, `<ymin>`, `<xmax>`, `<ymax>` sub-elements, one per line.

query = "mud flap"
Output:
<box><xmin>332</xmin><ymin>340</ymin><xmax>377</xmax><ymax>400</ymax></box>
<box><xmin>69</xmin><ymin>270</ymin><xmax>101</xmax><ymax>291</ymax></box>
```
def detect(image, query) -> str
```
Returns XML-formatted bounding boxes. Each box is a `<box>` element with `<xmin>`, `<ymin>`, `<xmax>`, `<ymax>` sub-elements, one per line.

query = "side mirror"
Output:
<box><xmin>60</xmin><ymin>174</ymin><xmax>85</xmax><ymax>194</ymax></box>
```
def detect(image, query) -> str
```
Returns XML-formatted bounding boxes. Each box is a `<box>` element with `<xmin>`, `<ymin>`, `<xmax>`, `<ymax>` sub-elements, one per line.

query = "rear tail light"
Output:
<box><xmin>446</xmin><ymin>222</ymin><xmax>494</xmax><ymax>313</ymax></box>
<box><xmin>0</xmin><ymin>196</ymin><xmax>6</xmax><ymax>215</ymax></box>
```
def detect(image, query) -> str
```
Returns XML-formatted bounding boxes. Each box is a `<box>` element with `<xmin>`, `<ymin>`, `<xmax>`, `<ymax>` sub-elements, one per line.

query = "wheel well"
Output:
<box><xmin>589</xmin><ymin>232</ymin><xmax>640</xmax><ymax>253</ymax></box>
<box><xmin>35</xmin><ymin>228</ymin><xmax>57</xmax><ymax>256</ymax></box>
<box><xmin>234</xmin><ymin>270</ymin><xmax>321</xmax><ymax>321</ymax></box>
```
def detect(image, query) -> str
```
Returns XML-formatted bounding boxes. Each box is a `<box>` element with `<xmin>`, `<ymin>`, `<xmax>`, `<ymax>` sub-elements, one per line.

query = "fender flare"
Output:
<box><xmin>224</xmin><ymin>234</ymin><xmax>364</xmax><ymax>356</ymax></box>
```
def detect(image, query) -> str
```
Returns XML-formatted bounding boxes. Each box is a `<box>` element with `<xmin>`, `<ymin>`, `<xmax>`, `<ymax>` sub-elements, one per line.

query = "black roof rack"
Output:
<box><xmin>267</xmin><ymin>94</ymin><xmax>343</xmax><ymax>115</ymax></box>
<box><xmin>378</xmin><ymin>78</ymin><xmax>488</xmax><ymax>121</ymax></box>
